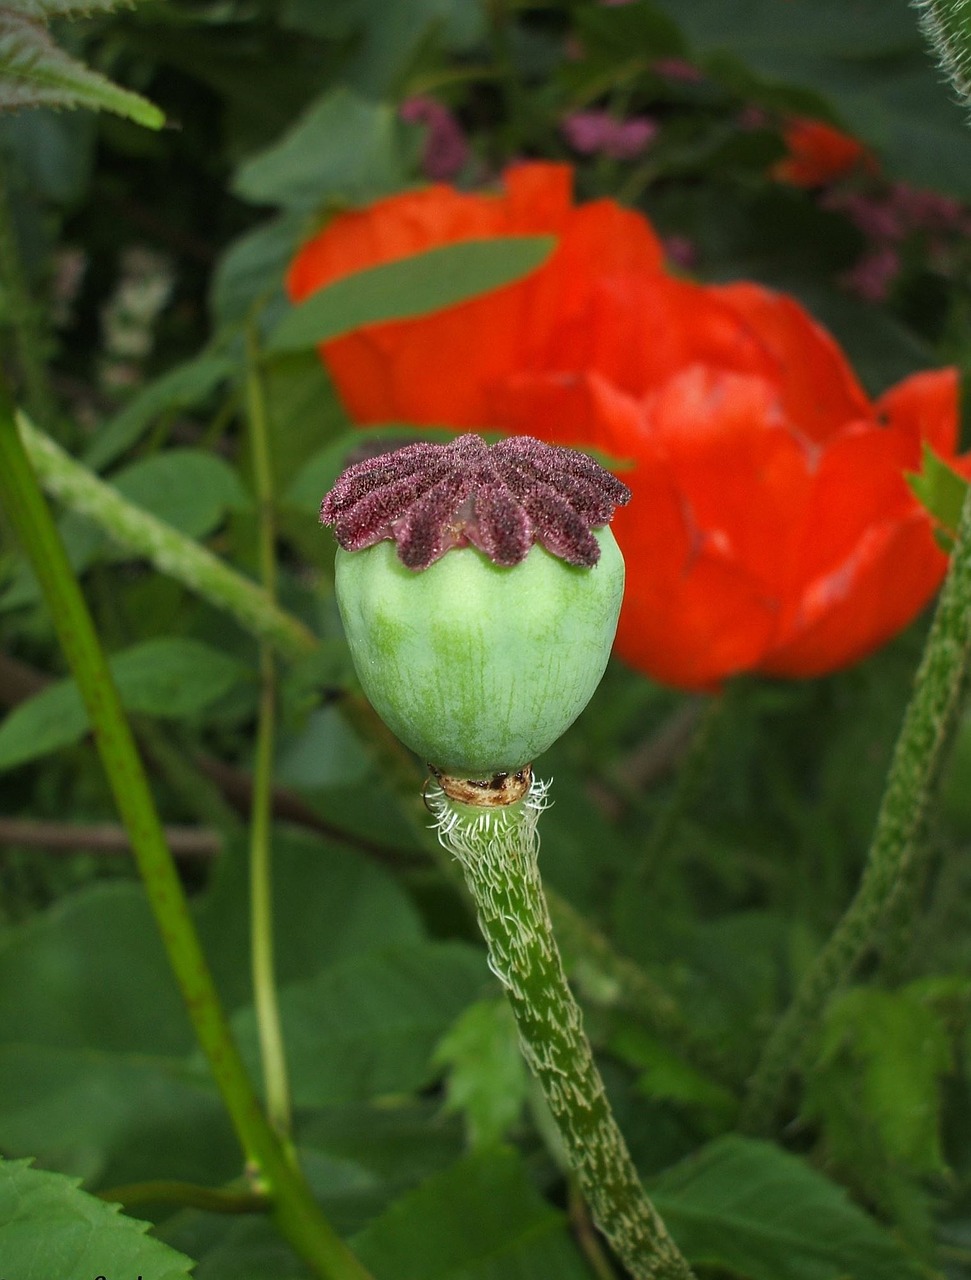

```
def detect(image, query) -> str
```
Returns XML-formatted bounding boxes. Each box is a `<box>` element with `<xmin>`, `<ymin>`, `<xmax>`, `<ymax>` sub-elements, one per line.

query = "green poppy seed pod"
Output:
<box><xmin>321</xmin><ymin>434</ymin><xmax>630</xmax><ymax>804</ymax></box>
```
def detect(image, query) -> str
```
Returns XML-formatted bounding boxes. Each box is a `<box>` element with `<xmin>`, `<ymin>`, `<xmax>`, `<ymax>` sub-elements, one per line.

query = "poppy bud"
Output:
<box><xmin>321</xmin><ymin>434</ymin><xmax>629</xmax><ymax>803</ymax></box>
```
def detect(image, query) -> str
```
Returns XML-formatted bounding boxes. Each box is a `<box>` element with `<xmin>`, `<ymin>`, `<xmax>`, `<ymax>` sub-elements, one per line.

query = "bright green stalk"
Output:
<box><xmin>0</xmin><ymin>391</ymin><xmax>373</xmax><ymax>1280</ymax></box>
<box><xmin>245</xmin><ymin>326</ymin><xmax>291</xmax><ymax>1140</ymax></box>
<box><xmin>17</xmin><ymin>413</ymin><xmax>317</xmax><ymax>661</ymax></box>
<box><xmin>427</xmin><ymin>780</ymin><xmax>695</xmax><ymax>1280</ymax></box>
<box><xmin>742</xmin><ymin>485</ymin><xmax>971</xmax><ymax>1135</ymax></box>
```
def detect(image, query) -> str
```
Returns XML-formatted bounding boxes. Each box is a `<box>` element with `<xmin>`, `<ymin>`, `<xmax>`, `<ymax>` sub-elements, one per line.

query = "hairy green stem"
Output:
<box><xmin>245</xmin><ymin>326</ymin><xmax>291</xmax><ymax>1139</ymax></box>
<box><xmin>428</xmin><ymin>781</ymin><xmax>695</xmax><ymax>1280</ymax></box>
<box><xmin>17</xmin><ymin>413</ymin><xmax>317</xmax><ymax>661</ymax></box>
<box><xmin>0</xmin><ymin>392</ymin><xmax>372</xmax><ymax>1280</ymax></box>
<box><xmin>742</xmin><ymin>486</ymin><xmax>971</xmax><ymax>1134</ymax></box>
<box><xmin>913</xmin><ymin>0</ymin><xmax>971</xmax><ymax>107</ymax></box>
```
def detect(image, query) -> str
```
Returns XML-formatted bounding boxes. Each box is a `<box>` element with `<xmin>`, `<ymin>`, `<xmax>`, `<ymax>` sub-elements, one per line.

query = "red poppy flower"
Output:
<box><xmin>772</xmin><ymin>117</ymin><xmax>875</xmax><ymax>188</ymax></box>
<box><xmin>286</xmin><ymin>162</ymin><xmax>666</xmax><ymax>427</ymax></box>
<box><xmin>289</xmin><ymin>168</ymin><xmax>964</xmax><ymax>691</ymax></box>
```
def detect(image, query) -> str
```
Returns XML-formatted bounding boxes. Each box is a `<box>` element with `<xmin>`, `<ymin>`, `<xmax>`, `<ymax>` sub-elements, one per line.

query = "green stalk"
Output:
<box><xmin>245</xmin><ymin>326</ymin><xmax>291</xmax><ymax>1139</ymax></box>
<box><xmin>427</xmin><ymin>781</ymin><xmax>695</xmax><ymax>1280</ymax></box>
<box><xmin>0</xmin><ymin>152</ymin><xmax>61</xmax><ymax>433</ymax></box>
<box><xmin>17</xmin><ymin>413</ymin><xmax>317</xmax><ymax>662</ymax></box>
<box><xmin>741</xmin><ymin>486</ymin><xmax>971</xmax><ymax>1135</ymax></box>
<box><xmin>0</xmin><ymin>391</ymin><xmax>372</xmax><ymax>1280</ymax></box>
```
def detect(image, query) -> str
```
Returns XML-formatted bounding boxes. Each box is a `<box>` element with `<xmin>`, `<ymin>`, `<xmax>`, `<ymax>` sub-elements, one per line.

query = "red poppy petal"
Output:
<box><xmin>612</xmin><ymin>491</ymin><xmax>780</xmax><ymax>691</ymax></box>
<box><xmin>715</xmin><ymin>283</ymin><xmax>871</xmax><ymax>442</ymax></box>
<box><xmin>761</xmin><ymin>514</ymin><xmax>946</xmax><ymax>677</ymax></box>
<box><xmin>875</xmin><ymin>366</ymin><xmax>961</xmax><ymax>461</ymax></box>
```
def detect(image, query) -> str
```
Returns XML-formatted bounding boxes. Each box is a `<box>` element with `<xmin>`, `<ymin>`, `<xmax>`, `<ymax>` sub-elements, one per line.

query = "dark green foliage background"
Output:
<box><xmin>2</xmin><ymin>0</ymin><xmax>971</xmax><ymax>1276</ymax></box>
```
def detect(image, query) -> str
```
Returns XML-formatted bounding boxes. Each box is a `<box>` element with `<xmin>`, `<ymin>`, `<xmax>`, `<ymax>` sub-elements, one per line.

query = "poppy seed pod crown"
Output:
<box><xmin>322</xmin><ymin>434</ymin><xmax>629</xmax><ymax>803</ymax></box>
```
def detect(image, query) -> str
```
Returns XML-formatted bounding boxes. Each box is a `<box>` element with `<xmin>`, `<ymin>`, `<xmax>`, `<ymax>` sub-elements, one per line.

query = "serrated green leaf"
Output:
<box><xmin>351</xmin><ymin>1147</ymin><xmax>591</xmax><ymax>1280</ymax></box>
<box><xmin>0</xmin><ymin>1157</ymin><xmax>194</xmax><ymax>1280</ymax></box>
<box><xmin>907</xmin><ymin>441</ymin><xmax>968</xmax><ymax>550</ymax></box>
<box><xmin>0</xmin><ymin>637</ymin><xmax>247</xmax><ymax>770</ymax></box>
<box><xmin>267</xmin><ymin>236</ymin><xmax>556</xmax><ymax>354</ymax></box>
<box><xmin>0</xmin><ymin>11</ymin><xmax>164</xmax><ymax>126</ymax></box>
<box><xmin>651</xmin><ymin>1135</ymin><xmax>925</xmax><ymax>1280</ymax></box>
<box><xmin>433</xmin><ymin>998</ymin><xmax>529</xmax><ymax>1149</ymax></box>
<box><xmin>806</xmin><ymin>986</ymin><xmax>952</xmax><ymax>1176</ymax></box>
<box><xmin>610</xmin><ymin>1022</ymin><xmax>737</xmax><ymax>1129</ymax></box>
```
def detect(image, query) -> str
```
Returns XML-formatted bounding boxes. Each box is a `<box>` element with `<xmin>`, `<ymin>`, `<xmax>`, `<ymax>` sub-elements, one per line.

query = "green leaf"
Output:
<box><xmin>610</xmin><ymin>1022</ymin><xmax>737</xmax><ymax>1129</ymax></box>
<box><xmin>650</xmin><ymin>1135</ymin><xmax>925</xmax><ymax>1280</ymax></box>
<box><xmin>209</xmin><ymin>214</ymin><xmax>304</xmax><ymax>332</ymax></box>
<box><xmin>83</xmin><ymin>351</ymin><xmax>238</xmax><ymax>472</ymax></box>
<box><xmin>0</xmin><ymin>638</ymin><xmax>247</xmax><ymax>770</ymax></box>
<box><xmin>196</xmin><ymin>831</ymin><xmax>425</xmax><ymax>1010</ymax></box>
<box><xmin>0</xmin><ymin>1044</ymin><xmax>236</xmax><ymax>1189</ymax></box>
<box><xmin>0</xmin><ymin>883</ymin><xmax>192</xmax><ymax>1055</ymax></box>
<box><xmin>233</xmin><ymin>87</ymin><xmax>405</xmax><ymax>210</ymax></box>
<box><xmin>0</xmin><ymin>1158</ymin><xmax>194</xmax><ymax>1279</ymax></box>
<box><xmin>227</xmin><ymin>941</ymin><xmax>486</xmax><ymax>1108</ymax></box>
<box><xmin>432</xmin><ymin>999</ymin><xmax>529</xmax><ymax>1149</ymax></box>
<box><xmin>0</xmin><ymin>11</ymin><xmax>164</xmax><ymax>126</ymax></box>
<box><xmin>805</xmin><ymin>986</ymin><xmax>952</xmax><ymax>1176</ymax></box>
<box><xmin>351</xmin><ymin>1147</ymin><xmax>591</xmax><ymax>1280</ymax></box>
<box><xmin>907</xmin><ymin>441</ymin><xmax>968</xmax><ymax>549</ymax></box>
<box><xmin>110</xmin><ymin>448</ymin><xmax>252</xmax><ymax>538</ymax></box>
<box><xmin>267</xmin><ymin>237</ymin><xmax>556</xmax><ymax>354</ymax></box>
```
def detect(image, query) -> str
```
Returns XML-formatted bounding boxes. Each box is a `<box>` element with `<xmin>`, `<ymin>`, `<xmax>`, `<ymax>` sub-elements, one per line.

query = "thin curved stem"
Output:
<box><xmin>741</xmin><ymin>486</ymin><xmax>971</xmax><ymax>1135</ymax></box>
<box><xmin>99</xmin><ymin>1179</ymin><xmax>268</xmax><ymax>1215</ymax></box>
<box><xmin>0</xmin><ymin>386</ymin><xmax>372</xmax><ymax>1280</ymax></box>
<box><xmin>429</xmin><ymin>781</ymin><xmax>695</xmax><ymax>1280</ymax></box>
<box><xmin>245</xmin><ymin>325</ymin><xmax>291</xmax><ymax>1139</ymax></box>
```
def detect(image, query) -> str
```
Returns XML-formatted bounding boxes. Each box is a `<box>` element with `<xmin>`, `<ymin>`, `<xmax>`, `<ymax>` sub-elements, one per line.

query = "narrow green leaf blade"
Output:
<box><xmin>0</xmin><ymin>1157</ymin><xmax>194</xmax><ymax>1280</ymax></box>
<box><xmin>267</xmin><ymin>236</ymin><xmax>556</xmax><ymax>353</ymax></box>
<box><xmin>0</xmin><ymin>13</ymin><xmax>164</xmax><ymax>125</ymax></box>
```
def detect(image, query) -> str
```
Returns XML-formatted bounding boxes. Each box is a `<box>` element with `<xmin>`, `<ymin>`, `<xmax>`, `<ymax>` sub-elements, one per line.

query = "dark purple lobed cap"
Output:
<box><xmin>320</xmin><ymin>434</ymin><xmax>631</xmax><ymax>571</ymax></box>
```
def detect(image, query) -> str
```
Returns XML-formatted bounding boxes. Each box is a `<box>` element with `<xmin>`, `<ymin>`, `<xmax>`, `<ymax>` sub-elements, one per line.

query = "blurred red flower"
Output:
<box><xmin>287</xmin><ymin>162</ymin><xmax>665</xmax><ymax>428</ymax></box>
<box><xmin>772</xmin><ymin>118</ymin><xmax>875</xmax><ymax>188</ymax></box>
<box><xmin>288</xmin><ymin>164</ymin><xmax>965</xmax><ymax>690</ymax></box>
